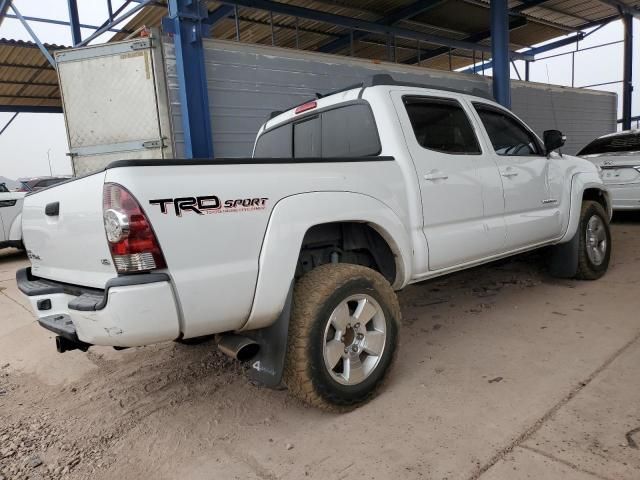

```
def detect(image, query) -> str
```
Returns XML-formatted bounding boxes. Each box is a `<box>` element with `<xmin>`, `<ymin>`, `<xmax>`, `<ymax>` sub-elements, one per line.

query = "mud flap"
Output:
<box><xmin>246</xmin><ymin>283</ymin><xmax>293</xmax><ymax>389</ymax></box>
<box><xmin>548</xmin><ymin>230</ymin><xmax>580</xmax><ymax>278</ymax></box>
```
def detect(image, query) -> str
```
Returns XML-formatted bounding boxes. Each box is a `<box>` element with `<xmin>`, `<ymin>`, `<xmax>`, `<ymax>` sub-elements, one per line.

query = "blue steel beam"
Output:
<box><xmin>0</xmin><ymin>106</ymin><xmax>62</xmax><ymax>113</ymax></box>
<box><xmin>461</xmin><ymin>33</ymin><xmax>585</xmax><ymax>74</ymax></box>
<box><xmin>167</xmin><ymin>0</ymin><xmax>214</xmax><ymax>158</ymax></box>
<box><xmin>3</xmin><ymin>14</ymin><xmax>129</xmax><ymax>33</ymax></box>
<box><xmin>317</xmin><ymin>0</ymin><xmax>445</xmax><ymax>54</ymax></box>
<box><xmin>622</xmin><ymin>14</ymin><xmax>633</xmax><ymax>130</ymax></box>
<box><xmin>404</xmin><ymin>16</ymin><xmax>527</xmax><ymax>65</ymax></box>
<box><xmin>492</xmin><ymin>0</ymin><xmax>511</xmax><ymax>107</ymax></box>
<box><xmin>218</xmin><ymin>0</ymin><xmax>533</xmax><ymax>60</ymax></box>
<box><xmin>77</xmin><ymin>0</ymin><xmax>152</xmax><ymax>47</ymax></box>
<box><xmin>461</xmin><ymin>13</ymin><xmax>619</xmax><ymax>74</ymax></box>
<box><xmin>67</xmin><ymin>0</ymin><xmax>82</xmax><ymax>45</ymax></box>
<box><xmin>0</xmin><ymin>112</ymin><xmax>18</xmax><ymax>137</ymax></box>
<box><xmin>204</xmin><ymin>5</ymin><xmax>235</xmax><ymax>25</ymax></box>
<box><xmin>0</xmin><ymin>0</ymin><xmax>11</xmax><ymax>28</ymax></box>
<box><xmin>9</xmin><ymin>3</ymin><xmax>56</xmax><ymax>67</ymax></box>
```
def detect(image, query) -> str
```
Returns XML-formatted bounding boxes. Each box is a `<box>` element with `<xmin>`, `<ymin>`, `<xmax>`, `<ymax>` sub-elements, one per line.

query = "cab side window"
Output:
<box><xmin>473</xmin><ymin>103</ymin><xmax>542</xmax><ymax>156</ymax></box>
<box><xmin>403</xmin><ymin>96</ymin><xmax>481</xmax><ymax>155</ymax></box>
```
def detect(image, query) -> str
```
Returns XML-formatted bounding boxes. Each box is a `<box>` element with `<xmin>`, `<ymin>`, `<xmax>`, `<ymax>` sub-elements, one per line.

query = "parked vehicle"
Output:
<box><xmin>0</xmin><ymin>182</ymin><xmax>25</xmax><ymax>250</ymax></box>
<box><xmin>578</xmin><ymin>130</ymin><xmax>640</xmax><ymax>210</ymax></box>
<box><xmin>17</xmin><ymin>176</ymin><xmax>71</xmax><ymax>192</ymax></box>
<box><xmin>17</xmin><ymin>77</ymin><xmax>612</xmax><ymax>410</ymax></box>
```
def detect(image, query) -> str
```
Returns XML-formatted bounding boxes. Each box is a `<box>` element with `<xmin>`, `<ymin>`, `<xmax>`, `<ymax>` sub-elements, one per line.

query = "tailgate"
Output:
<box><xmin>22</xmin><ymin>172</ymin><xmax>116</xmax><ymax>288</ymax></box>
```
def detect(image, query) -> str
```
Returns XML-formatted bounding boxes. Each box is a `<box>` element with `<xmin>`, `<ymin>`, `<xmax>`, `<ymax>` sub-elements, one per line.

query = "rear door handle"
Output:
<box><xmin>424</xmin><ymin>170</ymin><xmax>449</xmax><ymax>181</ymax></box>
<box><xmin>501</xmin><ymin>169</ymin><xmax>518</xmax><ymax>178</ymax></box>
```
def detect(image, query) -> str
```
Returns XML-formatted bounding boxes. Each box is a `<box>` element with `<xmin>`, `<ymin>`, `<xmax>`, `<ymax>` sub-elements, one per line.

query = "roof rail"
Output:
<box><xmin>366</xmin><ymin>74</ymin><xmax>493</xmax><ymax>100</ymax></box>
<box><xmin>268</xmin><ymin>74</ymin><xmax>494</xmax><ymax>119</ymax></box>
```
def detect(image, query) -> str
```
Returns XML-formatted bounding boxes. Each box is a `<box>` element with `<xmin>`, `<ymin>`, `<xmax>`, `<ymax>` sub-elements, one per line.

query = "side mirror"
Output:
<box><xmin>543</xmin><ymin>129</ymin><xmax>566</xmax><ymax>155</ymax></box>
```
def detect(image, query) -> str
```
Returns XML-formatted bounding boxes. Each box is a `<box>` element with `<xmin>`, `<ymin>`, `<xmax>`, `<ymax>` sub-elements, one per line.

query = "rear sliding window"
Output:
<box><xmin>578</xmin><ymin>133</ymin><xmax>640</xmax><ymax>156</ymax></box>
<box><xmin>254</xmin><ymin>103</ymin><xmax>381</xmax><ymax>158</ymax></box>
<box><xmin>403</xmin><ymin>96</ymin><xmax>481</xmax><ymax>155</ymax></box>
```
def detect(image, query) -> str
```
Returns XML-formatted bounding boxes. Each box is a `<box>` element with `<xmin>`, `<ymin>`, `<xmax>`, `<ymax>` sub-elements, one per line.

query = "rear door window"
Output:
<box><xmin>578</xmin><ymin>133</ymin><xmax>640</xmax><ymax>156</ymax></box>
<box><xmin>403</xmin><ymin>97</ymin><xmax>481</xmax><ymax>154</ymax></box>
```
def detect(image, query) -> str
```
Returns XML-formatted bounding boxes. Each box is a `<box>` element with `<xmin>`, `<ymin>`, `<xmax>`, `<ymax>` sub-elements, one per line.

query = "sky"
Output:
<box><xmin>0</xmin><ymin>0</ymin><xmax>638</xmax><ymax>180</ymax></box>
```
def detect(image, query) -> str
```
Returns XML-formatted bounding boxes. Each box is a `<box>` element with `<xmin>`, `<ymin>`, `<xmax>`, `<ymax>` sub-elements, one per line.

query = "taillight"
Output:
<box><xmin>103</xmin><ymin>183</ymin><xmax>166</xmax><ymax>273</ymax></box>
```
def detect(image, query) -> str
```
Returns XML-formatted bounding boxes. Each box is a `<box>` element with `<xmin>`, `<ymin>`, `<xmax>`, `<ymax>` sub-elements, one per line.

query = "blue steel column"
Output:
<box><xmin>67</xmin><ymin>0</ymin><xmax>82</xmax><ymax>46</ymax></box>
<box><xmin>168</xmin><ymin>0</ymin><xmax>214</xmax><ymax>158</ymax></box>
<box><xmin>622</xmin><ymin>14</ymin><xmax>634</xmax><ymax>131</ymax></box>
<box><xmin>491</xmin><ymin>0</ymin><xmax>511</xmax><ymax>107</ymax></box>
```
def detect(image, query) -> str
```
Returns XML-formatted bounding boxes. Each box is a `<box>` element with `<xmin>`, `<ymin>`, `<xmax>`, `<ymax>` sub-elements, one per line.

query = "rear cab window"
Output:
<box><xmin>578</xmin><ymin>133</ymin><xmax>640</xmax><ymax>156</ymax></box>
<box><xmin>254</xmin><ymin>102</ymin><xmax>381</xmax><ymax>159</ymax></box>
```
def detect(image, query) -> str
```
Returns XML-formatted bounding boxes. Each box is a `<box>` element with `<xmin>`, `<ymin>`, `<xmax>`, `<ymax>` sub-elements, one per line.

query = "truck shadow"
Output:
<box><xmin>0</xmin><ymin>247</ymin><xmax>27</xmax><ymax>264</ymax></box>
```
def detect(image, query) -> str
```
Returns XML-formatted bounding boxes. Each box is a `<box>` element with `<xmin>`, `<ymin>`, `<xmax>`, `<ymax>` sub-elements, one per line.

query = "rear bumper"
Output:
<box><xmin>17</xmin><ymin>268</ymin><xmax>181</xmax><ymax>347</ymax></box>
<box><xmin>605</xmin><ymin>183</ymin><xmax>640</xmax><ymax>210</ymax></box>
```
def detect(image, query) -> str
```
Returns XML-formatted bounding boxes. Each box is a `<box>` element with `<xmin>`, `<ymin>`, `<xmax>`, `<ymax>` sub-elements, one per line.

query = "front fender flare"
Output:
<box><xmin>559</xmin><ymin>173</ymin><xmax>610</xmax><ymax>244</ymax></box>
<box><xmin>240</xmin><ymin>191</ymin><xmax>413</xmax><ymax>331</ymax></box>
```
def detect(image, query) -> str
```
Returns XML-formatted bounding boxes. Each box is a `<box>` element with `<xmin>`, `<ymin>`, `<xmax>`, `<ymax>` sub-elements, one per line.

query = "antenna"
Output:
<box><xmin>545</xmin><ymin>65</ymin><xmax>562</xmax><ymax>157</ymax></box>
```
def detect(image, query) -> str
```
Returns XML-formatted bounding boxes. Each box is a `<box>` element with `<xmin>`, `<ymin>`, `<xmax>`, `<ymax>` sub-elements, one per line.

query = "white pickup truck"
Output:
<box><xmin>17</xmin><ymin>77</ymin><xmax>612</xmax><ymax>410</ymax></box>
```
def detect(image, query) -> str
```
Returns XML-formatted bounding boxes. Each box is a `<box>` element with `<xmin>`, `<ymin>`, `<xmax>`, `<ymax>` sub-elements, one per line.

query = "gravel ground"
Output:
<box><xmin>1</xmin><ymin>215</ymin><xmax>640</xmax><ymax>480</ymax></box>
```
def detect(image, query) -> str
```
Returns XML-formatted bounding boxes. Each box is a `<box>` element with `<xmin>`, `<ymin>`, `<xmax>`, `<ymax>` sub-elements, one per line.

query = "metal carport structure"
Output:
<box><xmin>0</xmin><ymin>0</ymin><xmax>637</xmax><ymax>157</ymax></box>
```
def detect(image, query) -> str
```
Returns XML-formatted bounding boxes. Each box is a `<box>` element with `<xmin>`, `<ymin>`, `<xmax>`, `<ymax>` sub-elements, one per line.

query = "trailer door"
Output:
<box><xmin>55</xmin><ymin>37</ymin><xmax>172</xmax><ymax>176</ymax></box>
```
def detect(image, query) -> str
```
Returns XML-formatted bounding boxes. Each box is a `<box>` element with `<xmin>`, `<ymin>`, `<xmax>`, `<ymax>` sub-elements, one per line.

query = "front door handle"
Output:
<box><xmin>424</xmin><ymin>170</ymin><xmax>449</xmax><ymax>181</ymax></box>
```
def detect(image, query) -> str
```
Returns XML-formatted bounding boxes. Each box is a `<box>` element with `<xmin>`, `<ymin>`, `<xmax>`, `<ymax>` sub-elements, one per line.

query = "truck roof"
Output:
<box><xmin>264</xmin><ymin>74</ymin><xmax>496</xmax><ymax>132</ymax></box>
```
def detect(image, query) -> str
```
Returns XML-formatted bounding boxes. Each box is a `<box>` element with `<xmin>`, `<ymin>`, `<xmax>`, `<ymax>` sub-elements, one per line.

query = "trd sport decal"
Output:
<box><xmin>149</xmin><ymin>196</ymin><xmax>268</xmax><ymax>216</ymax></box>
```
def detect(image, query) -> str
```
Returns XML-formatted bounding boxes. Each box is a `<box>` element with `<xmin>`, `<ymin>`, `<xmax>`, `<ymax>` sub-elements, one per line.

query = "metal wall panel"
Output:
<box><xmin>164</xmin><ymin>38</ymin><xmax>616</xmax><ymax>158</ymax></box>
<box><xmin>163</xmin><ymin>38</ymin><xmax>493</xmax><ymax>158</ymax></box>
<box><xmin>510</xmin><ymin>81</ymin><xmax>617</xmax><ymax>155</ymax></box>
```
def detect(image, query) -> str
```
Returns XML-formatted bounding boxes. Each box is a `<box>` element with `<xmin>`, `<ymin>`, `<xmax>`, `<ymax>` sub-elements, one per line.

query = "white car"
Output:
<box><xmin>578</xmin><ymin>130</ymin><xmax>640</xmax><ymax>210</ymax></box>
<box><xmin>17</xmin><ymin>77</ymin><xmax>612</xmax><ymax>410</ymax></box>
<box><xmin>0</xmin><ymin>182</ymin><xmax>24</xmax><ymax>250</ymax></box>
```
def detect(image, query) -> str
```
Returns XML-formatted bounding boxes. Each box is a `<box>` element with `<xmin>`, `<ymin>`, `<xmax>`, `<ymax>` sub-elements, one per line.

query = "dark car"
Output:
<box><xmin>17</xmin><ymin>176</ymin><xmax>71</xmax><ymax>192</ymax></box>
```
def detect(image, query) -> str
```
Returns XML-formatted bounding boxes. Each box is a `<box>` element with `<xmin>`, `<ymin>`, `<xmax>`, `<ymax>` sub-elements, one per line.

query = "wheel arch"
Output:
<box><xmin>240</xmin><ymin>191</ymin><xmax>412</xmax><ymax>331</ymax></box>
<box><xmin>559</xmin><ymin>174</ymin><xmax>611</xmax><ymax>244</ymax></box>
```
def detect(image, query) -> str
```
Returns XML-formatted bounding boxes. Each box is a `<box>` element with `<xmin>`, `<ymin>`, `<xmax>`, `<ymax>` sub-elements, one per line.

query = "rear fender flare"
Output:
<box><xmin>240</xmin><ymin>191</ymin><xmax>412</xmax><ymax>331</ymax></box>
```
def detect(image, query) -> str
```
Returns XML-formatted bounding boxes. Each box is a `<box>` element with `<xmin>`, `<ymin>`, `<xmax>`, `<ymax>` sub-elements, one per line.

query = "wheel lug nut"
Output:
<box><xmin>344</xmin><ymin>348</ymin><xmax>348</xmax><ymax>353</ymax></box>
<box><xmin>354</xmin><ymin>323</ymin><xmax>360</xmax><ymax>329</ymax></box>
<box><xmin>357</xmin><ymin>333</ymin><xmax>363</xmax><ymax>339</ymax></box>
<box><xmin>351</xmin><ymin>345</ymin><xmax>358</xmax><ymax>352</ymax></box>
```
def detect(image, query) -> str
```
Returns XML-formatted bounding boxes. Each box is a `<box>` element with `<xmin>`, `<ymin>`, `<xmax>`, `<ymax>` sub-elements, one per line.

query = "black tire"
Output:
<box><xmin>284</xmin><ymin>263</ymin><xmax>400</xmax><ymax>411</ymax></box>
<box><xmin>575</xmin><ymin>200</ymin><xmax>611</xmax><ymax>280</ymax></box>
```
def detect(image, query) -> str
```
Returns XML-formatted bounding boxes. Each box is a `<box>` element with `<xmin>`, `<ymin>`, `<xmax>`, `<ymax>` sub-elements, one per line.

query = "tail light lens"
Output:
<box><xmin>103</xmin><ymin>183</ymin><xmax>166</xmax><ymax>273</ymax></box>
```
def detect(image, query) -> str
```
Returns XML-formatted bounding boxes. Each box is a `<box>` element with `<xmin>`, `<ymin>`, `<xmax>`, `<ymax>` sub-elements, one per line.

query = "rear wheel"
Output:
<box><xmin>284</xmin><ymin>264</ymin><xmax>400</xmax><ymax>411</ymax></box>
<box><xmin>575</xmin><ymin>201</ymin><xmax>611</xmax><ymax>280</ymax></box>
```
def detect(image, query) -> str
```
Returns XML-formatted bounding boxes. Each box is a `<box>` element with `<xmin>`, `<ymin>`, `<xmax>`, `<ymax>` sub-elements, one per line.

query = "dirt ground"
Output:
<box><xmin>1</xmin><ymin>216</ymin><xmax>640</xmax><ymax>480</ymax></box>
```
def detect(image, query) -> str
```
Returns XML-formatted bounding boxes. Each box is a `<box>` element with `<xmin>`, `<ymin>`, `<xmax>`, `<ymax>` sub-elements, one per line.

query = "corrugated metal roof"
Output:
<box><xmin>2</xmin><ymin>0</ymin><xmax>638</xmax><ymax>110</ymax></box>
<box><xmin>0</xmin><ymin>39</ymin><xmax>64</xmax><ymax>109</ymax></box>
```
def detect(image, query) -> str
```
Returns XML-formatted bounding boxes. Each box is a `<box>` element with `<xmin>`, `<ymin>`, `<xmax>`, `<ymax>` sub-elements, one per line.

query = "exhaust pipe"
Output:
<box><xmin>217</xmin><ymin>334</ymin><xmax>260</xmax><ymax>362</ymax></box>
<box><xmin>55</xmin><ymin>336</ymin><xmax>90</xmax><ymax>354</ymax></box>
